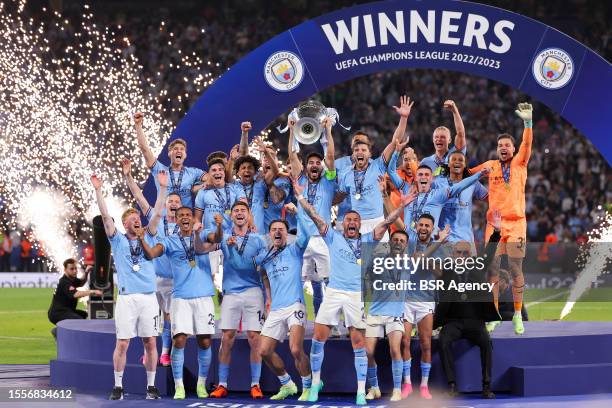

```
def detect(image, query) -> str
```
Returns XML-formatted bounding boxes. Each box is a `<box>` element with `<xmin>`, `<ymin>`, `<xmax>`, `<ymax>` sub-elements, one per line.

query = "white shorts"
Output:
<box><xmin>171</xmin><ymin>296</ymin><xmax>216</xmax><ymax>336</ymax></box>
<box><xmin>115</xmin><ymin>293</ymin><xmax>159</xmax><ymax>339</ymax></box>
<box><xmin>365</xmin><ymin>315</ymin><xmax>405</xmax><ymax>338</ymax></box>
<box><xmin>220</xmin><ymin>287</ymin><xmax>265</xmax><ymax>331</ymax></box>
<box><xmin>261</xmin><ymin>302</ymin><xmax>306</xmax><ymax>342</ymax></box>
<box><xmin>403</xmin><ymin>302</ymin><xmax>435</xmax><ymax>325</ymax></box>
<box><xmin>209</xmin><ymin>249</ymin><xmax>223</xmax><ymax>279</ymax></box>
<box><xmin>156</xmin><ymin>277</ymin><xmax>173</xmax><ymax>314</ymax></box>
<box><xmin>302</xmin><ymin>235</ymin><xmax>330</xmax><ymax>281</ymax></box>
<box><xmin>315</xmin><ymin>288</ymin><xmax>366</xmax><ymax>329</ymax></box>
<box><xmin>360</xmin><ymin>216</ymin><xmax>389</xmax><ymax>242</ymax></box>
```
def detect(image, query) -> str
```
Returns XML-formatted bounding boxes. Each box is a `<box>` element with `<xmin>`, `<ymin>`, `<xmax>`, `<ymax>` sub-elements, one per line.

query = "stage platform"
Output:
<box><xmin>50</xmin><ymin>320</ymin><xmax>612</xmax><ymax>398</ymax></box>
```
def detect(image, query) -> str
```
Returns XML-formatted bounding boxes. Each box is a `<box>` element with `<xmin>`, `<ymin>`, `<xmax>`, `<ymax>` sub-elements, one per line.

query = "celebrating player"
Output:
<box><xmin>338</xmin><ymin>96</ymin><xmax>414</xmax><ymax>239</ymax></box>
<box><xmin>470</xmin><ymin>103</ymin><xmax>533</xmax><ymax>335</ymax></box>
<box><xmin>388</xmin><ymin>143</ymin><xmax>489</xmax><ymax>244</ymax></box>
<box><xmin>92</xmin><ymin>172</ymin><xmax>166</xmax><ymax>401</ymax></box>
<box><xmin>209</xmin><ymin>202</ymin><xmax>267</xmax><ymax>399</ymax></box>
<box><xmin>121</xmin><ymin>158</ymin><xmax>180</xmax><ymax>367</ymax></box>
<box><xmin>288</xmin><ymin>116</ymin><xmax>336</xmax><ymax>315</ymax></box>
<box><xmin>419</xmin><ymin>100</ymin><xmax>467</xmax><ymax>175</ymax></box>
<box><xmin>140</xmin><ymin>209</ymin><xmax>223</xmax><ymax>399</ymax></box>
<box><xmin>134</xmin><ymin>111</ymin><xmax>205</xmax><ymax>207</ymax></box>
<box><xmin>294</xmin><ymin>177</ymin><xmax>416</xmax><ymax>405</ymax></box>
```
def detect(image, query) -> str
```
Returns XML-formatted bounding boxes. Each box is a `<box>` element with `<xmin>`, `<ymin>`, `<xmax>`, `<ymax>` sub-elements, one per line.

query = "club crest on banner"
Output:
<box><xmin>532</xmin><ymin>48</ymin><xmax>574</xmax><ymax>90</ymax></box>
<box><xmin>264</xmin><ymin>51</ymin><xmax>304</xmax><ymax>92</ymax></box>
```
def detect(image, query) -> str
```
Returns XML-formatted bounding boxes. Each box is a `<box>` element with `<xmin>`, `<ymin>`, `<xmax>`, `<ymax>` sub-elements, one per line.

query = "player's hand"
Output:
<box><xmin>491</xmin><ymin>209</ymin><xmax>502</xmax><ymax>231</ymax></box>
<box><xmin>288</xmin><ymin>118</ymin><xmax>296</xmax><ymax>130</ymax></box>
<box><xmin>157</xmin><ymin>170</ymin><xmax>169</xmax><ymax>188</ymax></box>
<box><xmin>284</xmin><ymin>202</ymin><xmax>297</xmax><ymax>215</ymax></box>
<box><xmin>443</xmin><ymin>100</ymin><xmax>458</xmax><ymax>112</ymax></box>
<box><xmin>253</xmin><ymin>136</ymin><xmax>267</xmax><ymax>153</ymax></box>
<box><xmin>91</xmin><ymin>174</ymin><xmax>103</xmax><ymax>190</ymax></box>
<box><xmin>515</xmin><ymin>102</ymin><xmax>533</xmax><ymax>121</ymax></box>
<box><xmin>134</xmin><ymin>226</ymin><xmax>144</xmax><ymax>239</ymax></box>
<box><xmin>91</xmin><ymin>289</ymin><xmax>103</xmax><ymax>296</ymax></box>
<box><xmin>392</xmin><ymin>95</ymin><xmax>414</xmax><ymax>118</ymax></box>
<box><xmin>401</xmin><ymin>185</ymin><xmax>419</xmax><ymax>206</ymax></box>
<box><xmin>193</xmin><ymin>222</ymin><xmax>203</xmax><ymax>233</ymax></box>
<box><xmin>396</xmin><ymin>138</ymin><xmax>409</xmax><ymax>153</ymax></box>
<box><xmin>133</xmin><ymin>111</ymin><xmax>144</xmax><ymax>128</ymax></box>
<box><xmin>377</xmin><ymin>175</ymin><xmax>386</xmax><ymax>195</ymax></box>
<box><xmin>265</xmin><ymin>298</ymin><xmax>271</xmax><ymax>313</ymax></box>
<box><xmin>321</xmin><ymin>116</ymin><xmax>333</xmax><ymax>131</ymax></box>
<box><xmin>230</xmin><ymin>144</ymin><xmax>240</xmax><ymax>161</ymax></box>
<box><xmin>241</xmin><ymin>121</ymin><xmax>252</xmax><ymax>133</ymax></box>
<box><xmin>120</xmin><ymin>158</ymin><xmax>132</xmax><ymax>177</ymax></box>
<box><xmin>404</xmin><ymin>147</ymin><xmax>417</xmax><ymax>163</ymax></box>
<box><xmin>227</xmin><ymin>236</ymin><xmax>237</xmax><ymax>246</ymax></box>
<box><xmin>480</xmin><ymin>167</ymin><xmax>492</xmax><ymax>178</ymax></box>
<box><xmin>214</xmin><ymin>213</ymin><xmax>223</xmax><ymax>226</ymax></box>
<box><xmin>438</xmin><ymin>224</ymin><xmax>451</xmax><ymax>242</ymax></box>
<box><xmin>85</xmin><ymin>265</ymin><xmax>93</xmax><ymax>274</ymax></box>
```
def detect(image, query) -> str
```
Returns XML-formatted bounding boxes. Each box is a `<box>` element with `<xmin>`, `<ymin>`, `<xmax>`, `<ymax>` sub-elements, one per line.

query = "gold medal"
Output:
<box><xmin>263</xmin><ymin>201</ymin><xmax>269</xmax><ymax>209</ymax></box>
<box><xmin>224</xmin><ymin>209</ymin><xmax>231</xmax><ymax>215</ymax></box>
<box><xmin>189</xmin><ymin>259</ymin><xmax>196</xmax><ymax>268</ymax></box>
<box><xmin>504</xmin><ymin>182</ymin><xmax>510</xmax><ymax>191</ymax></box>
<box><xmin>356</xmin><ymin>258</ymin><xmax>362</xmax><ymax>265</ymax></box>
<box><xmin>410</xmin><ymin>221</ymin><xmax>416</xmax><ymax>230</ymax></box>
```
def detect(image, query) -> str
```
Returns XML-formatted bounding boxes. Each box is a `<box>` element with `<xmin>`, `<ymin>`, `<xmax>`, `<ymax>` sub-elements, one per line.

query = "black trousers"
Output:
<box><xmin>438</xmin><ymin>319</ymin><xmax>492</xmax><ymax>386</ymax></box>
<box><xmin>48</xmin><ymin>309</ymin><xmax>87</xmax><ymax>325</ymax></box>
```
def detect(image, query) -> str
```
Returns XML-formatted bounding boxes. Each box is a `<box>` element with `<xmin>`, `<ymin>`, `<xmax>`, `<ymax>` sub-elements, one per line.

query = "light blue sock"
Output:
<box><xmin>354</xmin><ymin>348</ymin><xmax>367</xmax><ymax>382</ymax></box>
<box><xmin>310</xmin><ymin>339</ymin><xmax>325</xmax><ymax>382</ymax></box>
<box><xmin>367</xmin><ymin>365</ymin><xmax>378</xmax><ymax>388</ymax></box>
<box><xmin>392</xmin><ymin>359</ymin><xmax>403</xmax><ymax>389</ymax></box>
<box><xmin>218</xmin><ymin>363</ymin><xmax>230</xmax><ymax>387</ymax></box>
<box><xmin>198</xmin><ymin>347</ymin><xmax>212</xmax><ymax>380</ymax></box>
<box><xmin>278</xmin><ymin>373</ymin><xmax>291</xmax><ymax>385</ymax></box>
<box><xmin>250</xmin><ymin>362</ymin><xmax>261</xmax><ymax>386</ymax></box>
<box><xmin>312</xmin><ymin>280</ymin><xmax>323</xmax><ymax>316</ymax></box>
<box><xmin>162</xmin><ymin>320</ymin><xmax>171</xmax><ymax>351</ymax></box>
<box><xmin>302</xmin><ymin>375</ymin><xmax>312</xmax><ymax>389</ymax></box>
<box><xmin>403</xmin><ymin>359</ymin><xmax>412</xmax><ymax>382</ymax></box>
<box><xmin>170</xmin><ymin>347</ymin><xmax>184</xmax><ymax>381</ymax></box>
<box><xmin>421</xmin><ymin>361</ymin><xmax>432</xmax><ymax>386</ymax></box>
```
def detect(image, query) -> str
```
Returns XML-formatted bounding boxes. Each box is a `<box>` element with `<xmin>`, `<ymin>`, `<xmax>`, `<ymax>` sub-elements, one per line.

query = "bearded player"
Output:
<box><xmin>470</xmin><ymin>103</ymin><xmax>533</xmax><ymax>335</ymax></box>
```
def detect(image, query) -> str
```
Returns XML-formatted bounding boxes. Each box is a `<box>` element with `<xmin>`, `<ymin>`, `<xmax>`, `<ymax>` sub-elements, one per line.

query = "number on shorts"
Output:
<box><xmin>208</xmin><ymin>313</ymin><xmax>215</xmax><ymax>326</ymax></box>
<box><xmin>294</xmin><ymin>310</ymin><xmax>305</xmax><ymax>322</ymax></box>
<box><xmin>517</xmin><ymin>237</ymin><xmax>525</xmax><ymax>250</ymax></box>
<box><xmin>257</xmin><ymin>310</ymin><xmax>265</xmax><ymax>324</ymax></box>
<box><xmin>153</xmin><ymin>315</ymin><xmax>159</xmax><ymax>330</ymax></box>
<box><xmin>393</xmin><ymin>316</ymin><xmax>402</xmax><ymax>323</ymax></box>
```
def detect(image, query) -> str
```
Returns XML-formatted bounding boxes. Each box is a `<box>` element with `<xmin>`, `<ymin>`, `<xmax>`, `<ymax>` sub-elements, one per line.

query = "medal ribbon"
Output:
<box><xmin>353</xmin><ymin>166</ymin><xmax>368</xmax><ymax>196</ymax></box>
<box><xmin>307</xmin><ymin>180</ymin><xmax>319</xmax><ymax>205</ymax></box>
<box><xmin>125</xmin><ymin>236</ymin><xmax>141</xmax><ymax>266</ymax></box>
<box><xmin>260</xmin><ymin>245</ymin><xmax>286</xmax><ymax>267</ymax></box>
<box><xmin>344</xmin><ymin>236</ymin><xmax>362</xmax><ymax>263</ymax></box>
<box><xmin>169</xmin><ymin>167</ymin><xmax>185</xmax><ymax>193</ymax></box>
<box><xmin>178</xmin><ymin>233</ymin><xmax>196</xmax><ymax>264</ymax></box>
<box><xmin>232</xmin><ymin>229</ymin><xmax>251</xmax><ymax>255</ymax></box>
<box><xmin>501</xmin><ymin>161</ymin><xmax>511</xmax><ymax>184</ymax></box>
<box><xmin>411</xmin><ymin>191</ymin><xmax>431</xmax><ymax>228</ymax></box>
<box><xmin>213</xmin><ymin>185</ymin><xmax>231</xmax><ymax>212</ymax></box>
<box><xmin>242</xmin><ymin>181</ymin><xmax>254</xmax><ymax>207</ymax></box>
<box><xmin>163</xmin><ymin>218</ymin><xmax>179</xmax><ymax>237</ymax></box>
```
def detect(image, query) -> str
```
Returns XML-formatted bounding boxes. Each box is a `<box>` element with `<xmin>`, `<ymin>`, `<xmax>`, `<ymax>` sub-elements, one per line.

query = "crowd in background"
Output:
<box><xmin>1</xmin><ymin>0</ymin><xmax>609</xmax><ymax>270</ymax></box>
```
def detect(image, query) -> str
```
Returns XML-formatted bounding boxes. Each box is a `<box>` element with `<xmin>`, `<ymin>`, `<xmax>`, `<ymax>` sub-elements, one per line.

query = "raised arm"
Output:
<box><xmin>254</xmin><ymin>137</ymin><xmax>280</xmax><ymax>186</ymax></box>
<box><xmin>447</xmin><ymin>168</ymin><xmax>490</xmax><ymax>198</ymax></box>
<box><xmin>373</xmin><ymin>186</ymin><xmax>418</xmax><ymax>240</ymax></box>
<box><xmin>322</xmin><ymin>117</ymin><xmax>335</xmax><ymax>172</ymax></box>
<box><xmin>288</xmin><ymin>119</ymin><xmax>303</xmax><ymax>180</ymax></box>
<box><xmin>293</xmin><ymin>178</ymin><xmax>327</xmax><ymax>235</ymax></box>
<box><xmin>387</xmin><ymin>150</ymin><xmax>407</xmax><ymax>191</ymax></box>
<box><xmin>91</xmin><ymin>175</ymin><xmax>116</xmax><ymax>237</ymax></box>
<box><xmin>382</xmin><ymin>95</ymin><xmax>414</xmax><ymax>162</ymax></box>
<box><xmin>194</xmin><ymin>218</ymin><xmax>221</xmax><ymax>254</ymax></box>
<box><xmin>121</xmin><ymin>158</ymin><xmax>151</xmax><ymax>214</ymax></box>
<box><xmin>227</xmin><ymin>144</ymin><xmax>239</xmax><ymax>181</ymax></box>
<box><xmin>133</xmin><ymin>112</ymin><xmax>156</xmax><ymax>168</ymax></box>
<box><xmin>138</xmin><ymin>231</ymin><xmax>164</xmax><ymax>259</ymax></box>
<box><xmin>444</xmin><ymin>100</ymin><xmax>465</xmax><ymax>151</ymax></box>
<box><xmin>239</xmin><ymin>121</ymin><xmax>252</xmax><ymax>157</ymax></box>
<box><xmin>514</xmin><ymin>103</ymin><xmax>533</xmax><ymax>166</ymax></box>
<box><xmin>205</xmin><ymin>214</ymin><xmax>224</xmax><ymax>244</ymax></box>
<box><xmin>148</xmin><ymin>171</ymin><xmax>168</xmax><ymax>236</ymax></box>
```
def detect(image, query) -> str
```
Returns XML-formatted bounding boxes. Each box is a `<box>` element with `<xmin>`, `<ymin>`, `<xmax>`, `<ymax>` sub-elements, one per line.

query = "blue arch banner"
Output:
<box><xmin>164</xmin><ymin>0</ymin><xmax>612</xmax><ymax>173</ymax></box>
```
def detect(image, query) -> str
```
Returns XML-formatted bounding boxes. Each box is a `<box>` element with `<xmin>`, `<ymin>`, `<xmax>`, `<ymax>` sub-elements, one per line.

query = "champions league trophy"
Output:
<box><xmin>278</xmin><ymin>100</ymin><xmax>350</xmax><ymax>153</ymax></box>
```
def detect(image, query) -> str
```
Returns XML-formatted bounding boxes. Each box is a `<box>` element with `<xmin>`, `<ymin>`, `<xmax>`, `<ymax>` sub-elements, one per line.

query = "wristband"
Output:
<box><xmin>524</xmin><ymin>119</ymin><xmax>533</xmax><ymax>129</ymax></box>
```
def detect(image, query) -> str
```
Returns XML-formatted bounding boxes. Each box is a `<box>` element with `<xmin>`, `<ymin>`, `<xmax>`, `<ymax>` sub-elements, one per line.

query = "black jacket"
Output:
<box><xmin>433</xmin><ymin>230</ymin><xmax>502</xmax><ymax>328</ymax></box>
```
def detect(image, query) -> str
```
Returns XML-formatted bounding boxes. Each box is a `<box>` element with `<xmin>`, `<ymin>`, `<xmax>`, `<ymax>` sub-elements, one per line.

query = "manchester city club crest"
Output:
<box><xmin>532</xmin><ymin>48</ymin><xmax>574</xmax><ymax>90</ymax></box>
<box><xmin>264</xmin><ymin>50</ymin><xmax>304</xmax><ymax>92</ymax></box>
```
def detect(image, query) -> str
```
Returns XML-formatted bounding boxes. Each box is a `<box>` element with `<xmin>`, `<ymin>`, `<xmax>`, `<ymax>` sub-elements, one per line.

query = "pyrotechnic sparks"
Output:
<box><xmin>560</xmin><ymin>213</ymin><xmax>612</xmax><ymax>320</ymax></box>
<box><xmin>0</xmin><ymin>0</ymin><xmax>218</xmax><ymax>271</ymax></box>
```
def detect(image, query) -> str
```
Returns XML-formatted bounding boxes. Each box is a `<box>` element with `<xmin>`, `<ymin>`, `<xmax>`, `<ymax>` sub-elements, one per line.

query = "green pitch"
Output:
<box><xmin>0</xmin><ymin>287</ymin><xmax>611</xmax><ymax>364</ymax></box>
